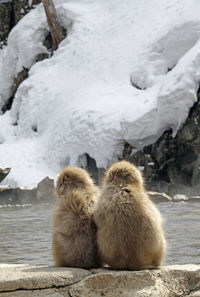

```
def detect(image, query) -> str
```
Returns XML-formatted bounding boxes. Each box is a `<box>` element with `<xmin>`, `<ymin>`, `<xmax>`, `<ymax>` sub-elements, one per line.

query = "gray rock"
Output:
<box><xmin>0</xmin><ymin>1</ymin><xmax>12</xmax><ymax>45</ymax></box>
<box><xmin>0</xmin><ymin>187</ymin><xmax>36</xmax><ymax>205</ymax></box>
<box><xmin>121</xmin><ymin>93</ymin><xmax>200</xmax><ymax>196</ymax></box>
<box><xmin>0</xmin><ymin>264</ymin><xmax>91</xmax><ymax>292</ymax></box>
<box><xmin>16</xmin><ymin>187</ymin><xmax>37</xmax><ymax>204</ymax></box>
<box><xmin>188</xmin><ymin>195</ymin><xmax>200</xmax><ymax>202</ymax></box>
<box><xmin>0</xmin><ymin>0</ymin><xmax>40</xmax><ymax>45</ymax></box>
<box><xmin>0</xmin><ymin>166</ymin><xmax>11</xmax><ymax>183</ymax></box>
<box><xmin>186</xmin><ymin>293</ymin><xmax>200</xmax><ymax>297</ymax></box>
<box><xmin>148</xmin><ymin>191</ymin><xmax>172</xmax><ymax>203</ymax></box>
<box><xmin>69</xmin><ymin>264</ymin><xmax>200</xmax><ymax>297</ymax></box>
<box><xmin>0</xmin><ymin>288</ymin><xmax>70</xmax><ymax>297</ymax></box>
<box><xmin>36</xmin><ymin>177</ymin><xmax>56</xmax><ymax>202</ymax></box>
<box><xmin>0</xmin><ymin>187</ymin><xmax>18</xmax><ymax>205</ymax></box>
<box><xmin>173</xmin><ymin>194</ymin><xmax>189</xmax><ymax>202</ymax></box>
<box><xmin>0</xmin><ymin>264</ymin><xmax>200</xmax><ymax>297</ymax></box>
<box><xmin>0</xmin><ymin>176</ymin><xmax>56</xmax><ymax>205</ymax></box>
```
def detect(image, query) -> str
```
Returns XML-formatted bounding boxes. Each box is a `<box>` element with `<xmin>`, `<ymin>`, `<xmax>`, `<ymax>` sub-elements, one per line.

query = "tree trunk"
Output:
<box><xmin>41</xmin><ymin>0</ymin><xmax>62</xmax><ymax>51</ymax></box>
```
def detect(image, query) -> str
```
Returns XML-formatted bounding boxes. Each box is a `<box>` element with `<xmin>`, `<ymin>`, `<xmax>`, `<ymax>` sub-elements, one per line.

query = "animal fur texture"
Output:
<box><xmin>52</xmin><ymin>166</ymin><xmax>99</xmax><ymax>268</ymax></box>
<box><xmin>94</xmin><ymin>160</ymin><xmax>166</xmax><ymax>270</ymax></box>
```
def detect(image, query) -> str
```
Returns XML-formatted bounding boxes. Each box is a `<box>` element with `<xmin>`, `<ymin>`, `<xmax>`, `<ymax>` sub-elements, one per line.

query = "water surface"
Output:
<box><xmin>0</xmin><ymin>202</ymin><xmax>200</xmax><ymax>266</ymax></box>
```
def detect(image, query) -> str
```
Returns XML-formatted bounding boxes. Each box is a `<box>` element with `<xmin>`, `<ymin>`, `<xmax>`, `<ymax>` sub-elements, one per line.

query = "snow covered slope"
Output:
<box><xmin>1</xmin><ymin>0</ymin><xmax>200</xmax><ymax>186</ymax></box>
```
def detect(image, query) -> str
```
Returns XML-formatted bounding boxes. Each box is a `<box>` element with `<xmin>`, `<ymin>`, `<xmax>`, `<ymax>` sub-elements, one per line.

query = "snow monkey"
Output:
<box><xmin>93</xmin><ymin>160</ymin><xmax>166</xmax><ymax>270</ymax></box>
<box><xmin>52</xmin><ymin>166</ymin><xmax>100</xmax><ymax>268</ymax></box>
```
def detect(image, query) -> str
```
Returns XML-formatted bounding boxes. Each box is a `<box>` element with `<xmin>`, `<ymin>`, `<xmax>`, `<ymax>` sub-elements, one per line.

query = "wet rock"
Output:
<box><xmin>36</xmin><ymin>176</ymin><xmax>56</xmax><ymax>202</ymax></box>
<box><xmin>148</xmin><ymin>191</ymin><xmax>172</xmax><ymax>203</ymax></box>
<box><xmin>78</xmin><ymin>153</ymin><xmax>105</xmax><ymax>184</ymax></box>
<box><xmin>16</xmin><ymin>187</ymin><xmax>37</xmax><ymax>204</ymax></box>
<box><xmin>0</xmin><ymin>176</ymin><xmax>56</xmax><ymax>205</ymax></box>
<box><xmin>189</xmin><ymin>195</ymin><xmax>200</xmax><ymax>202</ymax></box>
<box><xmin>122</xmin><ymin>90</ymin><xmax>200</xmax><ymax>196</ymax></box>
<box><xmin>0</xmin><ymin>187</ymin><xmax>36</xmax><ymax>205</ymax></box>
<box><xmin>173</xmin><ymin>194</ymin><xmax>189</xmax><ymax>202</ymax></box>
<box><xmin>0</xmin><ymin>166</ymin><xmax>11</xmax><ymax>183</ymax></box>
<box><xmin>0</xmin><ymin>187</ymin><xmax>18</xmax><ymax>205</ymax></box>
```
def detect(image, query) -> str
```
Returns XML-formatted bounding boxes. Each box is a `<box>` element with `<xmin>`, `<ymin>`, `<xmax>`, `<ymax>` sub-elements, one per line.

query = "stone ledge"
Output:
<box><xmin>0</xmin><ymin>264</ymin><xmax>91</xmax><ymax>292</ymax></box>
<box><xmin>0</xmin><ymin>177</ymin><xmax>56</xmax><ymax>205</ymax></box>
<box><xmin>0</xmin><ymin>264</ymin><xmax>200</xmax><ymax>297</ymax></box>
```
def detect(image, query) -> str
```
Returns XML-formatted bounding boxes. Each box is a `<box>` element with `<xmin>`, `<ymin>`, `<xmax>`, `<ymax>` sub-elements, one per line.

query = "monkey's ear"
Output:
<box><xmin>110</xmin><ymin>172</ymin><xmax>115</xmax><ymax>182</ymax></box>
<box><xmin>106</xmin><ymin>170</ymin><xmax>114</xmax><ymax>183</ymax></box>
<box><xmin>56</xmin><ymin>176</ymin><xmax>67</xmax><ymax>196</ymax></box>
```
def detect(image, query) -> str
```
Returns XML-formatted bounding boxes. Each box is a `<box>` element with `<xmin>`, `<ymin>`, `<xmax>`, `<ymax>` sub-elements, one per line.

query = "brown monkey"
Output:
<box><xmin>93</xmin><ymin>160</ymin><xmax>166</xmax><ymax>270</ymax></box>
<box><xmin>52</xmin><ymin>166</ymin><xmax>100</xmax><ymax>268</ymax></box>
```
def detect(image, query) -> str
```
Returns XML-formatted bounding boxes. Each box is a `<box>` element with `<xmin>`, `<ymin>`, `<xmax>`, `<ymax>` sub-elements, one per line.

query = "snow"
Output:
<box><xmin>1</xmin><ymin>0</ymin><xmax>200</xmax><ymax>186</ymax></box>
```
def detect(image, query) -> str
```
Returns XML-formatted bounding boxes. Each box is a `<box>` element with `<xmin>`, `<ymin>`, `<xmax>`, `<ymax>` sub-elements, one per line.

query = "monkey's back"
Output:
<box><xmin>52</xmin><ymin>189</ymin><xmax>98</xmax><ymax>268</ymax></box>
<box><xmin>94</xmin><ymin>185</ymin><xmax>165</xmax><ymax>270</ymax></box>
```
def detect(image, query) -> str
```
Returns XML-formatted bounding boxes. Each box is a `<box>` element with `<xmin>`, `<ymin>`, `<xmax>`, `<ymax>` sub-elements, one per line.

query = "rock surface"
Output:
<box><xmin>0</xmin><ymin>187</ymin><xmax>37</xmax><ymax>205</ymax></box>
<box><xmin>0</xmin><ymin>288</ymin><xmax>70</xmax><ymax>297</ymax></box>
<box><xmin>0</xmin><ymin>187</ymin><xmax>17</xmax><ymax>204</ymax></box>
<box><xmin>36</xmin><ymin>177</ymin><xmax>56</xmax><ymax>202</ymax></box>
<box><xmin>0</xmin><ymin>0</ymin><xmax>40</xmax><ymax>45</ymax></box>
<box><xmin>0</xmin><ymin>166</ymin><xmax>11</xmax><ymax>183</ymax></box>
<box><xmin>121</xmin><ymin>93</ymin><xmax>200</xmax><ymax>196</ymax></box>
<box><xmin>0</xmin><ymin>264</ymin><xmax>200</xmax><ymax>297</ymax></box>
<box><xmin>148</xmin><ymin>191</ymin><xmax>172</xmax><ymax>203</ymax></box>
<box><xmin>0</xmin><ymin>177</ymin><xmax>56</xmax><ymax>205</ymax></box>
<box><xmin>0</xmin><ymin>185</ymin><xmax>199</xmax><ymax>205</ymax></box>
<box><xmin>0</xmin><ymin>264</ymin><xmax>91</xmax><ymax>292</ymax></box>
<box><xmin>189</xmin><ymin>195</ymin><xmax>200</xmax><ymax>202</ymax></box>
<box><xmin>173</xmin><ymin>194</ymin><xmax>189</xmax><ymax>202</ymax></box>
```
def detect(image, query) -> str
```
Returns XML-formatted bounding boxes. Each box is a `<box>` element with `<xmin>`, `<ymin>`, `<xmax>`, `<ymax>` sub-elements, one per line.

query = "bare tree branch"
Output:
<box><xmin>41</xmin><ymin>0</ymin><xmax>63</xmax><ymax>51</ymax></box>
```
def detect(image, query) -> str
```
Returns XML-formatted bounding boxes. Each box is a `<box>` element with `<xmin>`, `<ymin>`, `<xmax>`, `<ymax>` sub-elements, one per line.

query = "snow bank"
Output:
<box><xmin>1</xmin><ymin>0</ymin><xmax>200</xmax><ymax>186</ymax></box>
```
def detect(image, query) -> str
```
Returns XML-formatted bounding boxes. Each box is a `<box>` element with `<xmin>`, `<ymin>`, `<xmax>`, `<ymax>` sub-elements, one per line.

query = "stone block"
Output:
<box><xmin>0</xmin><ymin>264</ymin><xmax>91</xmax><ymax>292</ymax></box>
<box><xmin>36</xmin><ymin>177</ymin><xmax>56</xmax><ymax>202</ymax></box>
<box><xmin>16</xmin><ymin>187</ymin><xmax>37</xmax><ymax>204</ymax></box>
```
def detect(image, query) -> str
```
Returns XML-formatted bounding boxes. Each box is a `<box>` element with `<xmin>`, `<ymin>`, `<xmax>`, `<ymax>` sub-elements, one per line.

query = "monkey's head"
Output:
<box><xmin>56</xmin><ymin>166</ymin><xmax>94</xmax><ymax>196</ymax></box>
<box><xmin>103</xmin><ymin>161</ymin><xmax>144</xmax><ymax>188</ymax></box>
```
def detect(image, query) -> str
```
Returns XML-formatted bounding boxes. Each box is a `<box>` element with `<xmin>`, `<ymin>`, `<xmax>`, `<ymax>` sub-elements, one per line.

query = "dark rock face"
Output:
<box><xmin>0</xmin><ymin>0</ymin><xmax>40</xmax><ymax>46</ymax></box>
<box><xmin>0</xmin><ymin>187</ymin><xmax>18</xmax><ymax>204</ymax></box>
<box><xmin>0</xmin><ymin>167</ymin><xmax>11</xmax><ymax>183</ymax></box>
<box><xmin>2</xmin><ymin>67</ymin><xmax>29</xmax><ymax>113</ymax></box>
<box><xmin>79</xmin><ymin>92</ymin><xmax>200</xmax><ymax>196</ymax></box>
<box><xmin>11</xmin><ymin>0</ymin><xmax>41</xmax><ymax>25</ymax></box>
<box><xmin>77</xmin><ymin>153</ymin><xmax>105</xmax><ymax>184</ymax></box>
<box><xmin>0</xmin><ymin>1</ymin><xmax>12</xmax><ymax>45</ymax></box>
<box><xmin>122</xmin><ymin>91</ymin><xmax>200</xmax><ymax>195</ymax></box>
<box><xmin>0</xmin><ymin>0</ymin><xmax>67</xmax><ymax>114</ymax></box>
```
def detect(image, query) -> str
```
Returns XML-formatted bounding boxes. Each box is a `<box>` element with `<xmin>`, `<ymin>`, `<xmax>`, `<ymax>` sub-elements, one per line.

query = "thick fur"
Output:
<box><xmin>52</xmin><ymin>166</ymin><xmax>100</xmax><ymax>268</ymax></box>
<box><xmin>93</xmin><ymin>160</ymin><xmax>166</xmax><ymax>270</ymax></box>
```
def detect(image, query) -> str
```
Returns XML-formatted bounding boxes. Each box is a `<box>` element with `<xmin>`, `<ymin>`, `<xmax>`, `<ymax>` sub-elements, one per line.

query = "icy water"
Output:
<box><xmin>0</xmin><ymin>202</ymin><xmax>200</xmax><ymax>266</ymax></box>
